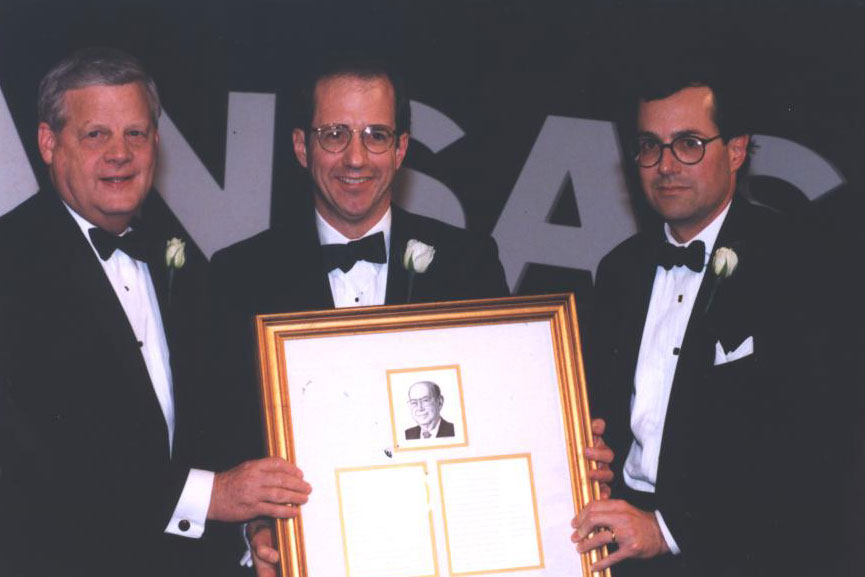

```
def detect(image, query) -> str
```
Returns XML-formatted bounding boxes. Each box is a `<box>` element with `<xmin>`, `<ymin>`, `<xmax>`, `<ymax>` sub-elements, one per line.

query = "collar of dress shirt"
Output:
<box><xmin>663</xmin><ymin>199</ymin><xmax>732</xmax><ymax>266</ymax></box>
<box><xmin>64</xmin><ymin>202</ymin><xmax>133</xmax><ymax>260</ymax></box>
<box><xmin>421</xmin><ymin>417</ymin><xmax>441</xmax><ymax>438</ymax></box>
<box><xmin>315</xmin><ymin>207</ymin><xmax>392</xmax><ymax>260</ymax></box>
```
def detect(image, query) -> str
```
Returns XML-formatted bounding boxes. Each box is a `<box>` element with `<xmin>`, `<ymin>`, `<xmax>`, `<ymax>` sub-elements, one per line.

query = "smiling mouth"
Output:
<box><xmin>337</xmin><ymin>176</ymin><xmax>372</xmax><ymax>185</ymax></box>
<box><xmin>100</xmin><ymin>176</ymin><xmax>135</xmax><ymax>184</ymax></box>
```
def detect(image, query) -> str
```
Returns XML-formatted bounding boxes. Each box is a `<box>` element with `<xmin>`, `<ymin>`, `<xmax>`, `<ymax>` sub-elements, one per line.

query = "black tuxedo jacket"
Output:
<box><xmin>405</xmin><ymin>418</ymin><xmax>455</xmax><ymax>440</ymax></box>
<box><xmin>205</xmin><ymin>205</ymin><xmax>509</xmax><ymax>469</ymax></box>
<box><xmin>588</xmin><ymin>197</ymin><xmax>826</xmax><ymax>577</ymax></box>
<box><xmin>0</xmin><ymin>191</ymin><xmax>212</xmax><ymax>577</ymax></box>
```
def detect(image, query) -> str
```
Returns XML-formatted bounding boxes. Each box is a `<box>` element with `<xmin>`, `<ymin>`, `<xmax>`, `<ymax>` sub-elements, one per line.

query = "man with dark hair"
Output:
<box><xmin>0</xmin><ymin>47</ymin><xmax>310</xmax><ymax>577</ymax></box>
<box><xmin>208</xmin><ymin>52</ymin><xmax>509</xmax><ymax>574</ymax></box>
<box><xmin>572</xmin><ymin>75</ymin><xmax>826</xmax><ymax>576</ymax></box>
<box><xmin>294</xmin><ymin>53</ymin><xmax>412</xmax><ymax>142</ymax></box>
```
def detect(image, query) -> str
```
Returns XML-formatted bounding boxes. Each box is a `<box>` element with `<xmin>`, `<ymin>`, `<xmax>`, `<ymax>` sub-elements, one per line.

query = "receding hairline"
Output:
<box><xmin>408</xmin><ymin>381</ymin><xmax>442</xmax><ymax>399</ymax></box>
<box><xmin>311</xmin><ymin>73</ymin><xmax>397</xmax><ymax>113</ymax></box>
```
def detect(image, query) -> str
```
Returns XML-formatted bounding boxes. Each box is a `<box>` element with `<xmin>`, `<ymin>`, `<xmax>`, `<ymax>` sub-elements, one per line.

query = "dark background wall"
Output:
<box><xmin>1</xmin><ymin>0</ymin><xmax>862</xmax><ymax>311</ymax></box>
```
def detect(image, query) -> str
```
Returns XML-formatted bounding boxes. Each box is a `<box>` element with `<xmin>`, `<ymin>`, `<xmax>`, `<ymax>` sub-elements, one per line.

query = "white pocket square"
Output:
<box><xmin>714</xmin><ymin>336</ymin><xmax>754</xmax><ymax>366</ymax></box>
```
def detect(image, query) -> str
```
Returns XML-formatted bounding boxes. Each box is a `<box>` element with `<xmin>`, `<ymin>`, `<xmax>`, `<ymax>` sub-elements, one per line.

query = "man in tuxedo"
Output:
<box><xmin>0</xmin><ymin>48</ymin><xmax>310</xmax><ymax>577</ymax></box>
<box><xmin>404</xmin><ymin>381</ymin><xmax>454</xmax><ymax>440</ymax></box>
<box><xmin>208</xmin><ymin>53</ymin><xmax>509</xmax><ymax>573</ymax></box>
<box><xmin>571</xmin><ymin>74</ymin><xmax>826</xmax><ymax>576</ymax></box>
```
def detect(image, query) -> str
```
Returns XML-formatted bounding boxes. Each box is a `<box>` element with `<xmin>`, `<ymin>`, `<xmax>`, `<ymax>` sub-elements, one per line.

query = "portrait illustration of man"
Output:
<box><xmin>404</xmin><ymin>381</ymin><xmax>454</xmax><ymax>440</ymax></box>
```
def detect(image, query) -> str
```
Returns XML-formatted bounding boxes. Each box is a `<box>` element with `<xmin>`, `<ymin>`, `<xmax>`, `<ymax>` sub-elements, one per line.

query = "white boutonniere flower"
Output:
<box><xmin>403</xmin><ymin>239</ymin><xmax>436</xmax><ymax>273</ymax></box>
<box><xmin>165</xmin><ymin>237</ymin><xmax>186</xmax><ymax>303</ymax></box>
<box><xmin>706</xmin><ymin>246</ymin><xmax>739</xmax><ymax>313</ymax></box>
<box><xmin>404</xmin><ymin>239</ymin><xmax>436</xmax><ymax>302</ymax></box>
<box><xmin>165</xmin><ymin>237</ymin><xmax>186</xmax><ymax>270</ymax></box>
<box><xmin>711</xmin><ymin>247</ymin><xmax>738</xmax><ymax>279</ymax></box>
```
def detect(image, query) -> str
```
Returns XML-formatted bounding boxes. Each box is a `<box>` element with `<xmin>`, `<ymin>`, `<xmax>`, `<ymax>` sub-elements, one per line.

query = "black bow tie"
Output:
<box><xmin>657</xmin><ymin>240</ymin><xmax>705</xmax><ymax>272</ymax></box>
<box><xmin>321</xmin><ymin>231</ymin><xmax>387</xmax><ymax>273</ymax></box>
<box><xmin>88</xmin><ymin>227</ymin><xmax>147</xmax><ymax>262</ymax></box>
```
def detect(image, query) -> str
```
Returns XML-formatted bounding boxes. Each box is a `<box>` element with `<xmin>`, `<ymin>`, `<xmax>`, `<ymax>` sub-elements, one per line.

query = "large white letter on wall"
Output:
<box><xmin>155</xmin><ymin>92</ymin><xmax>275</xmax><ymax>258</ymax></box>
<box><xmin>0</xmin><ymin>86</ymin><xmax>38</xmax><ymax>215</ymax></box>
<box><xmin>750</xmin><ymin>134</ymin><xmax>844</xmax><ymax>199</ymax></box>
<box><xmin>392</xmin><ymin>101</ymin><xmax>467</xmax><ymax>227</ymax></box>
<box><xmin>493</xmin><ymin>116</ymin><xmax>636</xmax><ymax>292</ymax></box>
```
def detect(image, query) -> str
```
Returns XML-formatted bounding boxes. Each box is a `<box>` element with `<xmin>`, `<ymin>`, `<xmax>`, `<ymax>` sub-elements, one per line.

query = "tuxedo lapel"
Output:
<box><xmin>678</xmin><ymin>198</ymin><xmax>752</xmax><ymax>362</ymax></box>
<box><xmin>278</xmin><ymin>213</ymin><xmax>334</xmax><ymax>311</ymax></box>
<box><xmin>140</xmin><ymin>224</ymin><xmax>193</xmax><ymax>455</ymax></box>
<box><xmin>656</xmin><ymin>199</ymin><xmax>750</xmax><ymax>479</ymax></box>
<box><xmin>40</xmin><ymin>194</ymin><xmax>170</xmax><ymax>451</ymax></box>
<box><xmin>143</xmin><ymin>228</ymin><xmax>172</xmax><ymax>329</ymax></box>
<box><xmin>385</xmin><ymin>207</ymin><xmax>409</xmax><ymax>305</ymax></box>
<box><xmin>591</xmin><ymin>234</ymin><xmax>659</xmax><ymax>465</ymax></box>
<box><xmin>700</xmin><ymin>199</ymin><xmax>754</xmax><ymax>349</ymax></box>
<box><xmin>619</xmin><ymin>232</ymin><xmax>665</xmax><ymax>387</ymax></box>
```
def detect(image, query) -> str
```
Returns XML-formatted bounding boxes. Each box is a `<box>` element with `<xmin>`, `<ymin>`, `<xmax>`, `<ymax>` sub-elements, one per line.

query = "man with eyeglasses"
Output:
<box><xmin>207</xmin><ymin>52</ymin><xmax>508</xmax><ymax>575</ymax></box>
<box><xmin>405</xmin><ymin>381</ymin><xmax>454</xmax><ymax>440</ymax></box>
<box><xmin>571</xmin><ymin>72</ymin><xmax>828</xmax><ymax>577</ymax></box>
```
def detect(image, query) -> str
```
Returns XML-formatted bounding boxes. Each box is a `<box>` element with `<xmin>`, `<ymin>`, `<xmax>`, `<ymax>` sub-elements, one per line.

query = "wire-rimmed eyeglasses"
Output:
<box><xmin>311</xmin><ymin>124</ymin><xmax>397</xmax><ymax>154</ymax></box>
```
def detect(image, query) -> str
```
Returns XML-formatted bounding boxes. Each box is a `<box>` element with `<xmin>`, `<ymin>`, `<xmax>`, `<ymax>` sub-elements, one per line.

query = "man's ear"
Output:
<box><xmin>37</xmin><ymin>122</ymin><xmax>58</xmax><ymax>165</ymax></box>
<box><xmin>394</xmin><ymin>132</ymin><xmax>409</xmax><ymax>170</ymax></box>
<box><xmin>293</xmin><ymin>128</ymin><xmax>309</xmax><ymax>168</ymax></box>
<box><xmin>727</xmin><ymin>134</ymin><xmax>749</xmax><ymax>172</ymax></box>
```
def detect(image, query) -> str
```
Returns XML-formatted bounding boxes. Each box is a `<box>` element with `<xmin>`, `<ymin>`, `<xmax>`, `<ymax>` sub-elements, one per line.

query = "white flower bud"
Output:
<box><xmin>712</xmin><ymin>247</ymin><xmax>738</xmax><ymax>278</ymax></box>
<box><xmin>403</xmin><ymin>239</ymin><xmax>435</xmax><ymax>273</ymax></box>
<box><xmin>166</xmin><ymin>237</ymin><xmax>186</xmax><ymax>269</ymax></box>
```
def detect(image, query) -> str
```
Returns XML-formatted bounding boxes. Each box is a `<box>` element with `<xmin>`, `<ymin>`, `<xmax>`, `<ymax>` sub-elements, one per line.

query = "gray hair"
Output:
<box><xmin>38</xmin><ymin>47</ymin><xmax>161</xmax><ymax>131</ymax></box>
<box><xmin>410</xmin><ymin>381</ymin><xmax>442</xmax><ymax>399</ymax></box>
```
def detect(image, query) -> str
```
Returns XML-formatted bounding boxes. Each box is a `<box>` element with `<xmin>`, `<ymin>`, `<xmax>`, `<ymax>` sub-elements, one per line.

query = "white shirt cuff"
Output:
<box><xmin>164</xmin><ymin>469</ymin><xmax>215</xmax><ymax>538</ymax></box>
<box><xmin>654</xmin><ymin>510</ymin><xmax>681</xmax><ymax>555</ymax></box>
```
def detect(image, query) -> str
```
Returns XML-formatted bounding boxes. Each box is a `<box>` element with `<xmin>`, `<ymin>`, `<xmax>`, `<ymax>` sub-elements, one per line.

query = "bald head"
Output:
<box><xmin>408</xmin><ymin>381</ymin><xmax>443</xmax><ymax>429</ymax></box>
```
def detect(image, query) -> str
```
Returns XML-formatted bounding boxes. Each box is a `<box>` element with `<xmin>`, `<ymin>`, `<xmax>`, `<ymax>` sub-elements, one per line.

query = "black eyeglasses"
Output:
<box><xmin>311</xmin><ymin>124</ymin><xmax>397</xmax><ymax>154</ymax></box>
<box><xmin>633</xmin><ymin>134</ymin><xmax>722</xmax><ymax>168</ymax></box>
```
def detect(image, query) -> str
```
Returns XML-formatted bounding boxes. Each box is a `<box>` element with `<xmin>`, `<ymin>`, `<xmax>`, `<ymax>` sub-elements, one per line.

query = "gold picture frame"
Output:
<box><xmin>255</xmin><ymin>293</ymin><xmax>609</xmax><ymax>577</ymax></box>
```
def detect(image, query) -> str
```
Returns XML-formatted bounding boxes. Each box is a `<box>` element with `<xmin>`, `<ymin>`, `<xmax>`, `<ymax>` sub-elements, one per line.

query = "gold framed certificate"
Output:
<box><xmin>255</xmin><ymin>293</ymin><xmax>608</xmax><ymax>577</ymax></box>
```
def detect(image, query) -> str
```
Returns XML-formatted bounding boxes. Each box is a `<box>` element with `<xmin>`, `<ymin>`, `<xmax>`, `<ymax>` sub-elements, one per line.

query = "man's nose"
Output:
<box><xmin>104</xmin><ymin>136</ymin><xmax>132</xmax><ymax>164</ymax></box>
<box><xmin>342</xmin><ymin>132</ymin><xmax>368</xmax><ymax>167</ymax></box>
<box><xmin>657</xmin><ymin>146</ymin><xmax>681</xmax><ymax>175</ymax></box>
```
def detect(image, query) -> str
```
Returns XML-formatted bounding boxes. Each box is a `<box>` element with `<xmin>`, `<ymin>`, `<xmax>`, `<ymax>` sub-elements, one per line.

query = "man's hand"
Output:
<box><xmin>586</xmin><ymin>418</ymin><xmax>614</xmax><ymax>499</ymax></box>
<box><xmin>248</xmin><ymin>519</ymin><xmax>280</xmax><ymax>577</ymax></box>
<box><xmin>208</xmin><ymin>457</ymin><xmax>312</xmax><ymax>522</ymax></box>
<box><xmin>571</xmin><ymin>499</ymin><xmax>670</xmax><ymax>571</ymax></box>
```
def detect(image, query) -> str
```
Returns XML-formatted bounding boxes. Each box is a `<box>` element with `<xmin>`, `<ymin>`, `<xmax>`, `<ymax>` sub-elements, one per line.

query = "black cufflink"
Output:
<box><xmin>178</xmin><ymin>520</ymin><xmax>190</xmax><ymax>532</ymax></box>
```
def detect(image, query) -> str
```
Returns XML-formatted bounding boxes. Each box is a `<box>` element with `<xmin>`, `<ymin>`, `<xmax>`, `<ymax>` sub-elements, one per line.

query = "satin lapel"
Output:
<box><xmin>675</xmin><ymin>197</ymin><xmax>750</xmax><ymax>366</ymax></box>
<box><xmin>144</xmin><ymin>233</ymin><xmax>171</xmax><ymax>331</ymax></box>
<box><xmin>142</xmin><ymin>227</ymin><xmax>189</xmax><ymax>453</ymax></box>
<box><xmin>700</xmin><ymin>199</ymin><xmax>752</xmax><ymax>338</ymax></box>
<box><xmin>385</xmin><ymin>207</ymin><xmax>409</xmax><ymax>305</ymax></box>
<box><xmin>43</xmin><ymin>196</ymin><xmax>170</xmax><ymax>450</ymax></box>
<box><xmin>657</xmin><ymin>199</ymin><xmax>749</xmax><ymax>477</ymax></box>
<box><xmin>278</xmin><ymin>213</ymin><xmax>334</xmax><ymax>311</ymax></box>
<box><xmin>619</xmin><ymin>233</ymin><xmax>665</xmax><ymax>387</ymax></box>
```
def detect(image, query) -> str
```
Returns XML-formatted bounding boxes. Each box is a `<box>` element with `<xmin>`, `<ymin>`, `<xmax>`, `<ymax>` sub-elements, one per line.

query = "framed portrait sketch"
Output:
<box><xmin>255</xmin><ymin>293</ymin><xmax>609</xmax><ymax>577</ymax></box>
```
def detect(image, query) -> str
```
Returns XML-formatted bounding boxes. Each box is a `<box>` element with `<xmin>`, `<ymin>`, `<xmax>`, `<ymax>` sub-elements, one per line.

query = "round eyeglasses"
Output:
<box><xmin>408</xmin><ymin>396</ymin><xmax>437</xmax><ymax>409</ymax></box>
<box><xmin>311</xmin><ymin>124</ymin><xmax>396</xmax><ymax>154</ymax></box>
<box><xmin>633</xmin><ymin>134</ymin><xmax>722</xmax><ymax>168</ymax></box>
